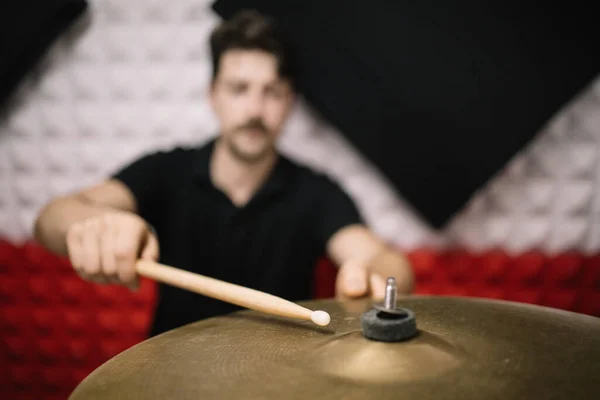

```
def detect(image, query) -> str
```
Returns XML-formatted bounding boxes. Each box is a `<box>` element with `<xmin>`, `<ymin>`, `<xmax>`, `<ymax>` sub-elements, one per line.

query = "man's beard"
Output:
<box><xmin>226</xmin><ymin>137</ymin><xmax>272</xmax><ymax>163</ymax></box>
<box><xmin>226</xmin><ymin>118</ymin><xmax>274</xmax><ymax>163</ymax></box>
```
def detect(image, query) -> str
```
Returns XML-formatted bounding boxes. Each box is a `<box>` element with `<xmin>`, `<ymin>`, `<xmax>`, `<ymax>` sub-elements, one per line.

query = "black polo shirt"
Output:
<box><xmin>112</xmin><ymin>138</ymin><xmax>363</xmax><ymax>336</ymax></box>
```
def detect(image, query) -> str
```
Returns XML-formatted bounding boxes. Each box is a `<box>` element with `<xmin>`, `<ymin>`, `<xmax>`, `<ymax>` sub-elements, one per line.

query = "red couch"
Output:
<box><xmin>2</xmin><ymin>239</ymin><xmax>599</xmax><ymax>399</ymax></box>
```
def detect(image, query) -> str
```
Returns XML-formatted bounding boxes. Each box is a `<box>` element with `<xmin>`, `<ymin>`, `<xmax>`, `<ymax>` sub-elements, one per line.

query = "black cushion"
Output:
<box><xmin>0</xmin><ymin>0</ymin><xmax>88</xmax><ymax>109</ymax></box>
<box><xmin>212</xmin><ymin>0</ymin><xmax>600</xmax><ymax>227</ymax></box>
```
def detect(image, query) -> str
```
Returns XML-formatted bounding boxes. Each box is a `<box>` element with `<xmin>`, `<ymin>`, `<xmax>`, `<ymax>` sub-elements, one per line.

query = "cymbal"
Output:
<box><xmin>69</xmin><ymin>296</ymin><xmax>600</xmax><ymax>400</ymax></box>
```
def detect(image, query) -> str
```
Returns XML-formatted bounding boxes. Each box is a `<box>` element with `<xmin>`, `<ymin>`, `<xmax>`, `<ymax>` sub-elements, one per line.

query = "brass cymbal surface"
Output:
<box><xmin>69</xmin><ymin>296</ymin><xmax>600</xmax><ymax>400</ymax></box>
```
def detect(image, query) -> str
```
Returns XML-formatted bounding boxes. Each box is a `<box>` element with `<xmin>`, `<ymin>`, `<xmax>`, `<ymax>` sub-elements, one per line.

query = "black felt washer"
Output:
<box><xmin>360</xmin><ymin>307</ymin><xmax>418</xmax><ymax>342</ymax></box>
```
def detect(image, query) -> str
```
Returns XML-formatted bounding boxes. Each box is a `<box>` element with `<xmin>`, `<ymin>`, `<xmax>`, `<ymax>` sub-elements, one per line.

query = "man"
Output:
<box><xmin>34</xmin><ymin>10</ymin><xmax>414</xmax><ymax>336</ymax></box>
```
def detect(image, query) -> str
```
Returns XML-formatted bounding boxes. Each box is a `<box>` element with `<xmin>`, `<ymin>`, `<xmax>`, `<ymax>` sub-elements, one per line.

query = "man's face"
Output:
<box><xmin>210</xmin><ymin>49</ymin><xmax>294</xmax><ymax>163</ymax></box>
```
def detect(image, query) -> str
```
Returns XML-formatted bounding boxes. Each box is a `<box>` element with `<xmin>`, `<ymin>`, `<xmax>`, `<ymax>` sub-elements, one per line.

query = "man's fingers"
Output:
<box><xmin>100</xmin><ymin>217</ymin><xmax>119</xmax><ymax>284</ymax></box>
<box><xmin>369</xmin><ymin>273</ymin><xmax>387</xmax><ymax>301</ymax></box>
<box><xmin>66</xmin><ymin>213</ymin><xmax>157</xmax><ymax>289</ymax></box>
<box><xmin>336</xmin><ymin>261</ymin><xmax>368</xmax><ymax>298</ymax></box>
<box><xmin>77</xmin><ymin>267</ymin><xmax>108</xmax><ymax>284</ymax></box>
<box><xmin>335</xmin><ymin>261</ymin><xmax>399</xmax><ymax>301</ymax></box>
<box><xmin>65</xmin><ymin>213</ymin><xmax>159</xmax><ymax>290</ymax></box>
<box><xmin>66</xmin><ymin>224</ymin><xmax>84</xmax><ymax>273</ymax></box>
<box><xmin>113</xmin><ymin>227</ymin><xmax>140</xmax><ymax>286</ymax></box>
<box><xmin>128</xmin><ymin>232</ymin><xmax>158</xmax><ymax>292</ymax></box>
<box><xmin>127</xmin><ymin>276</ymin><xmax>141</xmax><ymax>292</ymax></box>
<box><xmin>141</xmin><ymin>231</ymin><xmax>159</xmax><ymax>261</ymax></box>
<box><xmin>80</xmin><ymin>219</ymin><xmax>101</xmax><ymax>278</ymax></box>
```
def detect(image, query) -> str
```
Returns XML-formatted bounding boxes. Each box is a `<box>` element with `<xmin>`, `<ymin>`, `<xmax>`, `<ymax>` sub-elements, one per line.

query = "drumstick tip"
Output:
<box><xmin>310</xmin><ymin>310</ymin><xmax>331</xmax><ymax>326</ymax></box>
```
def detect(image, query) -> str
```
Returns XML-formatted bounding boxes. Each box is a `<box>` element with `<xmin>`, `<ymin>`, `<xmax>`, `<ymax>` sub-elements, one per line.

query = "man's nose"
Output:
<box><xmin>245</xmin><ymin>93</ymin><xmax>266</xmax><ymax>118</ymax></box>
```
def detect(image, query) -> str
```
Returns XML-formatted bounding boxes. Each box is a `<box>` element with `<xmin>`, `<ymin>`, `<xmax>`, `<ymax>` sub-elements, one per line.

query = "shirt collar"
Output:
<box><xmin>192</xmin><ymin>137</ymin><xmax>291</xmax><ymax>195</ymax></box>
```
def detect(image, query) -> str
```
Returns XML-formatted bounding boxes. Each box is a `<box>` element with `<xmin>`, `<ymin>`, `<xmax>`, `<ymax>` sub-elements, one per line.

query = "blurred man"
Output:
<box><xmin>34</xmin><ymin>10</ymin><xmax>414</xmax><ymax>336</ymax></box>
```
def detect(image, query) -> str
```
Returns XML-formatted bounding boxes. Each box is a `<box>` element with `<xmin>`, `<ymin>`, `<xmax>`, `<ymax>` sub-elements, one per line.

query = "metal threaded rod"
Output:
<box><xmin>384</xmin><ymin>277</ymin><xmax>397</xmax><ymax>310</ymax></box>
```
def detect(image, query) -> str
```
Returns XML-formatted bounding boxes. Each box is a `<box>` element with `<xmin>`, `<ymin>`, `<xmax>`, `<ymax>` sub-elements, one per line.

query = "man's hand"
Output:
<box><xmin>65</xmin><ymin>211</ymin><xmax>159</xmax><ymax>290</ymax></box>
<box><xmin>335</xmin><ymin>260</ymin><xmax>388</xmax><ymax>300</ymax></box>
<box><xmin>327</xmin><ymin>225</ymin><xmax>415</xmax><ymax>300</ymax></box>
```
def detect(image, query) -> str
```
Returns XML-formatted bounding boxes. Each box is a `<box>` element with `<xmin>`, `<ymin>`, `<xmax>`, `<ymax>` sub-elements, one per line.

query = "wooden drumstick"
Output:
<box><xmin>135</xmin><ymin>260</ymin><xmax>331</xmax><ymax>326</ymax></box>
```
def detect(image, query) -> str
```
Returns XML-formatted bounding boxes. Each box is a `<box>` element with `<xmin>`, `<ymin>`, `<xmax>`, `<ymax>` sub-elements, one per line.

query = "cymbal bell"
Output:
<box><xmin>69</xmin><ymin>296</ymin><xmax>600</xmax><ymax>400</ymax></box>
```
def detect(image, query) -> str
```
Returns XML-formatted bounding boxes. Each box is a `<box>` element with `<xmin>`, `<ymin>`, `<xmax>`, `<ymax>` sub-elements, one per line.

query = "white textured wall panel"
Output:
<box><xmin>0</xmin><ymin>0</ymin><xmax>599</xmax><ymax>255</ymax></box>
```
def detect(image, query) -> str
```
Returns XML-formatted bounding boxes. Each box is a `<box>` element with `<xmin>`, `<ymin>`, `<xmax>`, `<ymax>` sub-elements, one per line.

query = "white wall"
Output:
<box><xmin>1</xmin><ymin>0</ymin><xmax>599</xmax><ymax>255</ymax></box>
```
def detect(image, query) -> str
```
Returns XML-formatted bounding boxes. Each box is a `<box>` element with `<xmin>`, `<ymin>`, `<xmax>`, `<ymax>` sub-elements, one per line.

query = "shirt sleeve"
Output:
<box><xmin>314</xmin><ymin>176</ymin><xmax>364</xmax><ymax>248</ymax></box>
<box><xmin>110</xmin><ymin>150</ymin><xmax>173</xmax><ymax>227</ymax></box>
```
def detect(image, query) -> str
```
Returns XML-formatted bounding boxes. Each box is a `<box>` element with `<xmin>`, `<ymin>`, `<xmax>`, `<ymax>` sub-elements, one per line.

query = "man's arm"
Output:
<box><xmin>326</xmin><ymin>224</ymin><xmax>415</xmax><ymax>297</ymax></box>
<box><xmin>311</xmin><ymin>175</ymin><xmax>414</xmax><ymax>298</ymax></box>
<box><xmin>34</xmin><ymin>179</ymin><xmax>138</xmax><ymax>256</ymax></box>
<box><xmin>35</xmin><ymin>148</ymin><xmax>174</xmax><ymax>257</ymax></box>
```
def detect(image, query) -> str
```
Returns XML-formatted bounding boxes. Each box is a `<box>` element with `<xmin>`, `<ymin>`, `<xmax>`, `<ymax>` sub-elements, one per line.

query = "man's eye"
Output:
<box><xmin>267</xmin><ymin>87</ymin><xmax>285</xmax><ymax>98</ymax></box>
<box><xmin>230</xmin><ymin>85</ymin><xmax>246</xmax><ymax>93</ymax></box>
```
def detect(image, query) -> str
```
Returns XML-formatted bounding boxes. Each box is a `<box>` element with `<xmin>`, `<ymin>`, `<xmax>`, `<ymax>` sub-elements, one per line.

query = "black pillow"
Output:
<box><xmin>212</xmin><ymin>0</ymin><xmax>600</xmax><ymax>227</ymax></box>
<box><xmin>0</xmin><ymin>0</ymin><xmax>88</xmax><ymax>109</ymax></box>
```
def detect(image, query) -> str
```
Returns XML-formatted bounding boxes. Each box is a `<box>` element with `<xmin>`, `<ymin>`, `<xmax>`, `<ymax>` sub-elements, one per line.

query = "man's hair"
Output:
<box><xmin>209</xmin><ymin>10</ymin><xmax>295</xmax><ymax>86</ymax></box>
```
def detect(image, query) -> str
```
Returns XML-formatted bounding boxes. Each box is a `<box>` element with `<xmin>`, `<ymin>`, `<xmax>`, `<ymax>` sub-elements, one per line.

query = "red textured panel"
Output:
<box><xmin>505</xmin><ymin>288</ymin><xmax>543</xmax><ymax>305</ymax></box>
<box><xmin>476</xmin><ymin>250</ymin><xmax>510</xmax><ymax>284</ymax></box>
<box><xmin>97</xmin><ymin>310</ymin><xmax>130</xmax><ymax>333</ymax></box>
<box><xmin>408</xmin><ymin>250</ymin><xmax>435</xmax><ymax>295</ymax></box>
<box><xmin>59</xmin><ymin>275</ymin><xmax>91</xmax><ymax>305</ymax></box>
<box><xmin>28</xmin><ymin>276</ymin><xmax>62</xmax><ymax>305</ymax></box>
<box><xmin>1</xmin><ymin>240</ymin><xmax>157</xmax><ymax>400</ymax></box>
<box><xmin>63</xmin><ymin>310</ymin><xmax>93</xmax><ymax>336</ymax></box>
<box><xmin>31</xmin><ymin>308</ymin><xmax>63</xmax><ymax>337</ymax></box>
<box><xmin>130</xmin><ymin>309</ymin><xmax>153</xmax><ymax>332</ymax></box>
<box><xmin>579</xmin><ymin>292</ymin><xmax>600</xmax><ymax>316</ymax></box>
<box><xmin>414</xmin><ymin>286</ymin><xmax>437</xmax><ymax>295</ymax></box>
<box><xmin>443</xmin><ymin>249</ymin><xmax>475</xmax><ymax>283</ymax></box>
<box><xmin>470</xmin><ymin>286</ymin><xmax>506</xmax><ymax>300</ymax></box>
<box><xmin>66</xmin><ymin>338</ymin><xmax>94</xmax><ymax>366</ymax></box>
<box><xmin>8</xmin><ymin>364</ymin><xmax>36</xmax><ymax>389</ymax></box>
<box><xmin>545</xmin><ymin>253</ymin><xmax>585</xmax><ymax>286</ymax></box>
<box><xmin>3</xmin><ymin>333</ymin><xmax>35</xmax><ymax>364</ymax></box>
<box><xmin>313</xmin><ymin>258</ymin><xmax>337</xmax><ymax>299</ymax></box>
<box><xmin>22</xmin><ymin>241</ymin><xmax>68</xmax><ymax>272</ymax></box>
<box><xmin>581</xmin><ymin>256</ymin><xmax>600</xmax><ymax>288</ymax></box>
<box><xmin>132</xmin><ymin>278</ymin><xmax>157</xmax><ymax>306</ymax></box>
<box><xmin>506</xmin><ymin>251</ymin><xmax>546</xmax><ymax>284</ymax></box>
<box><xmin>72</xmin><ymin>368</ymin><xmax>93</xmax><ymax>388</ymax></box>
<box><xmin>541</xmin><ymin>288</ymin><xmax>580</xmax><ymax>311</ymax></box>
<box><xmin>1</xmin><ymin>305</ymin><xmax>32</xmax><ymax>336</ymax></box>
<box><xmin>407</xmin><ymin>248</ymin><xmax>438</xmax><ymax>282</ymax></box>
<box><xmin>436</xmin><ymin>284</ymin><xmax>471</xmax><ymax>297</ymax></box>
<box><xmin>0</xmin><ymin>239</ymin><xmax>22</xmax><ymax>271</ymax></box>
<box><xmin>0</xmin><ymin>275</ymin><xmax>25</xmax><ymax>305</ymax></box>
<box><xmin>38</xmin><ymin>337</ymin><xmax>68</xmax><ymax>365</ymax></box>
<box><xmin>99</xmin><ymin>338</ymin><xmax>129</xmax><ymax>360</ymax></box>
